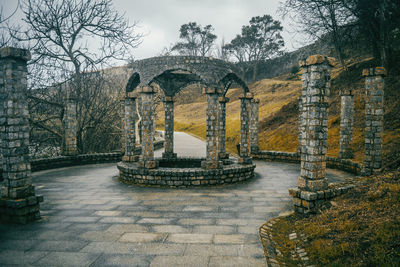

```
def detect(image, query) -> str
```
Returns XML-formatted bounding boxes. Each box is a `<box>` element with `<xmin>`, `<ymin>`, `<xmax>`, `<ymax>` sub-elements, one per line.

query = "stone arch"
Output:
<box><xmin>125</xmin><ymin>72</ymin><xmax>140</xmax><ymax>94</ymax></box>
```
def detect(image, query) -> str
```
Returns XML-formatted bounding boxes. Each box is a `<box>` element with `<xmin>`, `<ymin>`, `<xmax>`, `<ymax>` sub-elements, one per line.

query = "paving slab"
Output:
<box><xmin>0</xmin><ymin>131</ymin><xmax>355</xmax><ymax>266</ymax></box>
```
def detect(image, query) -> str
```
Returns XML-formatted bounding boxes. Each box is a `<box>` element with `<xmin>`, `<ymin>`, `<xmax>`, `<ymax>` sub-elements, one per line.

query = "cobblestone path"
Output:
<box><xmin>0</xmin><ymin>132</ymin><xmax>352</xmax><ymax>266</ymax></box>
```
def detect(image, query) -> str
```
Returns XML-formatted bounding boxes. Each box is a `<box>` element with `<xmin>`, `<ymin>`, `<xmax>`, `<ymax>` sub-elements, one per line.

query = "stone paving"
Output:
<box><xmin>0</xmin><ymin>132</ymin><xmax>352</xmax><ymax>266</ymax></box>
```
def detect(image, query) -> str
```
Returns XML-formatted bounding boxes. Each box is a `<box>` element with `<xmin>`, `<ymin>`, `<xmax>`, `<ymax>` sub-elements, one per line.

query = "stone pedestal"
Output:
<box><xmin>63</xmin><ymin>98</ymin><xmax>78</xmax><ymax>155</ymax></box>
<box><xmin>339</xmin><ymin>89</ymin><xmax>354</xmax><ymax>159</ymax></box>
<box><xmin>218</xmin><ymin>96</ymin><xmax>229</xmax><ymax>160</ymax></box>
<box><xmin>122</xmin><ymin>96</ymin><xmax>139</xmax><ymax>162</ymax></box>
<box><xmin>292</xmin><ymin>55</ymin><xmax>335</xmax><ymax>214</ymax></box>
<box><xmin>202</xmin><ymin>88</ymin><xmax>222</xmax><ymax>169</ymax></box>
<box><xmin>0</xmin><ymin>47</ymin><xmax>43</xmax><ymax>224</ymax></box>
<box><xmin>162</xmin><ymin>96</ymin><xmax>177</xmax><ymax>159</ymax></box>
<box><xmin>137</xmin><ymin>86</ymin><xmax>158</xmax><ymax>169</ymax></box>
<box><xmin>362</xmin><ymin>67</ymin><xmax>386</xmax><ymax>175</ymax></box>
<box><xmin>250</xmin><ymin>98</ymin><xmax>260</xmax><ymax>154</ymax></box>
<box><xmin>239</xmin><ymin>93</ymin><xmax>253</xmax><ymax>164</ymax></box>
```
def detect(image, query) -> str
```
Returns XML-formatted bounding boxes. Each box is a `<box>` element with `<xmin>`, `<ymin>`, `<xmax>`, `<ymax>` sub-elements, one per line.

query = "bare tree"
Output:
<box><xmin>0</xmin><ymin>0</ymin><xmax>20</xmax><ymax>47</ymax></box>
<box><xmin>14</xmin><ymin>0</ymin><xmax>142</xmax><ymax>154</ymax></box>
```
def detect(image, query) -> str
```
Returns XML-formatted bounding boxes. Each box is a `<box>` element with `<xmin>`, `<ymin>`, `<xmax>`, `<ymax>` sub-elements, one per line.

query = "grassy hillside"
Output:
<box><xmin>156</xmin><ymin>57</ymin><xmax>400</xmax><ymax>169</ymax></box>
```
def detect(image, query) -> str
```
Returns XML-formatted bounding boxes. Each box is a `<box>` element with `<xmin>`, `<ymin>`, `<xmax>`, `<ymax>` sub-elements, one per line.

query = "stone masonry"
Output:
<box><xmin>120</xmin><ymin>99</ymin><xmax>126</xmax><ymax>154</ymax></box>
<box><xmin>250</xmin><ymin>98</ymin><xmax>260</xmax><ymax>154</ymax></box>
<box><xmin>339</xmin><ymin>89</ymin><xmax>354</xmax><ymax>159</ymax></box>
<box><xmin>298</xmin><ymin>96</ymin><xmax>304</xmax><ymax>153</ymax></box>
<box><xmin>218</xmin><ymin>96</ymin><xmax>229</xmax><ymax>160</ymax></box>
<box><xmin>122</xmin><ymin>95</ymin><xmax>139</xmax><ymax>162</ymax></box>
<box><xmin>201</xmin><ymin>88</ymin><xmax>222</xmax><ymax>169</ymax></box>
<box><xmin>239</xmin><ymin>92</ymin><xmax>253</xmax><ymax>164</ymax></box>
<box><xmin>138</xmin><ymin>86</ymin><xmax>158</xmax><ymax>169</ymax></box>
<box><xmin>291</xmin><ymin>55</ymin><xmax>336</xmax><ymax>214</ymax></box>
<box><xmin>162</xmin><ymin>96</ymin><xmax>177</xmax><ymax>159</ymax></box>
<box><xmin>362</xmin><ymin>67</ymin><xmax>386</xmax><ymax>175</ymax></box>
<box><xmin>0</xmin><ymin>47</ymin><xmax>43</xmax><ymax>224</ymax></box>
<box><xmin>63</xmin><ymin>98</ymin><xmax>78</xmax><ymax>155</ymax></box>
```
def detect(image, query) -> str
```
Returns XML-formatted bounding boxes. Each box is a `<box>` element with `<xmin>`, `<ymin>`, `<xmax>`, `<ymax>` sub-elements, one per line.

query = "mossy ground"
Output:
<box><xmin>270</xmin><ymin>171</ymin><xmax>400</xmax><ymax>266</ymax></box>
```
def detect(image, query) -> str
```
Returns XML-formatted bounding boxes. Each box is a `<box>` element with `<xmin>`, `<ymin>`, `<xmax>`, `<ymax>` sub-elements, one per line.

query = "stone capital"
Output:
<box><xmin>202</xmin><ymin>87</ymin><xmax>223</xmax><ymax>95</ymax></box>
<box><xmin>362</xmin><ymin>67</ymin><xmax>387</xmax><ymax>77</ymax></box>
<box><xmin>239</xmin><ymin>92</ymin><xmax>253</xmax><ymax>100</ymax></box>
<box><xmin>340</xmin><ymin>88</ymin><xmax>353</xmax><ymax>96</ymax></box>
<box><xmin>218</xmin><ymin>96</ymin><xmax>230</xmax><ymax>103</ymax></box>
<box><xmin>127</xmin><ymin>91</ymin><xmax>137</xmax><ymax>98</ymax></box>
<box><xmin>300</xmin><ymin>55</ymin><xmax>336</xmax><ymax>67</ymax></box>
<box><xmin>137</xmin><ymin>86</ymin><xmax>156</xmax><ymax>94</ymax></box>
<box><xmin>0</xmin><ymin>47</ymin><xmax>31</xmax><ymax>62</ymax></box>
<box><xmin>251</xmin><ymin>98</ymin><xmax>260</xmax><ymax>104</ymax></box>
<box><xmin>163</xmin><ymin>96</ymin><xmax>176</xmax><ymax>102</ymax></box>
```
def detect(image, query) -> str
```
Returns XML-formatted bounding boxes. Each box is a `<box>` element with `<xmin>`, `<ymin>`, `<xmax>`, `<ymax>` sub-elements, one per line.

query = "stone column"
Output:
<box><xmin>297</xmin><ymin>96</ymin><xmax>304</xmax><ymax>154</ymax></box>
<box><xmin>0</xmin><ymin>47</ymin><xmax>43</xmax><ymax>224</ymax></box>
<box><xmin>162</xmin><ymin>96</ymin><xmax>177</xmax><ymax>159</ymax></box>
<box><xmin>138</xmin><ymin>86</ymin><xmax>158</xmax><ymax>169</ymax></box>
<box><xmin>218</xmin><ymin>96</ymin><xmax>229</xmax><ymax>160</ymax></box>
<box><xmin>291</xmin><ymin>55</ymin><xmax>335</xmax><ymax>214</ymax></box>
<box><xmin>339</xmin><ymin>89</ymin><xmax>354</xmax><ymax>159</ymax></box>
<box><xmin>120</xmin><ymin>98</ymin><xmax>126</xmax><ymax>154</ymax></box>
<box><xmin>362</xmin><ymin>67</ymin><xmax>386</xmax><ymax>175</ymax></box>
<box><xmin>201</xmin><ymin>88</ymin><xmax>222</xmax><ymax>169</ymax></box>
<box><xmin>250</xmin><ymin>98</ymin><xmax>260</xmax><ymax>154</ymax></box>
<box><xmin>122</xmin><ymin>95</ymin><xmax>139</xmax><ymax>162</ymax></box>
<box><xmin>63</xmin><ymin>98</ymin><xmax>78</xmax><ymax>155</ymax></box>
<box><xmin>239</xmin><ymin>92</ymin><xmax>253</xmax><ymax>164</ymax></box>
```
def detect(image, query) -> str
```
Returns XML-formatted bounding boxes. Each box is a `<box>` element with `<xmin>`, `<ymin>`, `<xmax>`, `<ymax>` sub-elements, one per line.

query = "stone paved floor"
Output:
<box><xmin>0</xmin><ymin>132</ymin><xmax>353</xmax><ymax>266</ymax></box>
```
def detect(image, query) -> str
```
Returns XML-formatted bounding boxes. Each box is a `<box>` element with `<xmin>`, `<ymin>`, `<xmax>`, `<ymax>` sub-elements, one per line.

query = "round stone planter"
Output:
<box><xmin>117</xmin><ymin>157</ymin><xmax>256</xmax><ymax>187</ymax></box>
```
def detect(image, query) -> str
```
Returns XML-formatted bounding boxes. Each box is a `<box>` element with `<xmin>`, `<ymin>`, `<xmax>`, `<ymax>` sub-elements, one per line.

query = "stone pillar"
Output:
<box><xmin>250</xmin><ymin>98</ymin><xmax>260</xmax><ymax>154</ymax></box>
<box><xmin>122</xmin><ymin>96</ymin><xmax>139</xmax><ymax>162</ymax></box>
<box><xmin>290</xmin><ymin>55</ymin><xmax>335</xmax><ymax>214</ymax></box>
<box><xmin>362</xmin><ymin>67</ymin><xmax>386</xmax><ymax>175</ymax></box>
<box><xmin>218</xmin><ymin>96</ymin><xmax>229</xmax><ymax>160</ymax></box>
<box><xmin>297</xmin><ymin>96</ymin><xmax>304</xmax><ymax>153</ymax></box>
<box><xmin>0</xmin><ymin>47</ymin><xmax>43</xmax><ymax>224</ymax></box>
<box><xmin>63</xmin><ymin>98</ymin><xmax>78</xmax><ymax>155</ymax></box>
<box><xmin>162</xmin><ymin>96</ymin><xmax>177</xmax><ymax>159</ymax></box>
<box><xmin>239</xmin><ymin>92</ymin><xmax>253</xmax><ymax>164</ymax></box>
<box><xmin>201</xmin><ymin>88</ymin><xmax>222</xmax><ymax>169</ymax></box>
<box><xmin>120</xmin><ymin>98</ymin><xmax>125</xmax><ymax>154</ymax></box>
<box><xmin>138</xmin><ymin>86</ymin><xmax>158</xmax><ymax>169</ymax></box>
<box><xmin>339</xmin><ymin>89</ymin><xmax>354</xmax><ymax>159</ymax></box>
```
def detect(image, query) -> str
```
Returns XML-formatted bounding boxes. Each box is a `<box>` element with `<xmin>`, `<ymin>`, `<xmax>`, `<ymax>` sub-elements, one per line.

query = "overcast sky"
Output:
<box><xmin>2</xmin><ymin>0</ymin><xmax>303</xmax><ymax>60</ymax></box>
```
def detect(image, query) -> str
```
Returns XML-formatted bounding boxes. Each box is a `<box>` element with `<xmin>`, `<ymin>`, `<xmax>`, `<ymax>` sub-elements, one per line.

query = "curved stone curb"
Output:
<box><xmin>252</xmin><ymin>151</ymin><xmax>362</xmax><ymax>175</ymax></box>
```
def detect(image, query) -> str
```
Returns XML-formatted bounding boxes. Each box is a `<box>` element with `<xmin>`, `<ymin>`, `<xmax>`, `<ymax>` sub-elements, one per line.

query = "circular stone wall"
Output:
<box><xmin>117</xmin><ymin>157</ymin><xmax>256</xmax><ymax>187</ymax></box>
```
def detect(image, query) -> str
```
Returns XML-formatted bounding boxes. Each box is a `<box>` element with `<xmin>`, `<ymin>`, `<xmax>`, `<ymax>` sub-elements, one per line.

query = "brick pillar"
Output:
<box><xmin>120</xmin><ymin>98</ymin><xmax>125</xmax><ymax>154</ymax></box>
<box><xmin>298</xmin><ymin>96</ymin><xmax>304</xmax><ymax>154</ymax></box>
<box><xmin>218</xmin><ymin>96</ymin><xmax>229</xmax><ymax>160</ymax></box>
<box><xmin>239</xmin><ymin>92</ymin><xmax>253</xmax><ymax>164</ymax></box>
<box><xmin>162</xmin><ymin>96</ymin><xmax>177</xmax><ymax>159</ymax></box>
<box><xmin>63</xmin><ymin>98</ymin><xmax>78</xmax><ymax>155</ymax></box>
<box><xmin>202</xmin><ymin>88</ymin><xmax>222</xmax><ymax>169</ymax></box>
<box><xmin>0</xmin><ymin>47</ymin><xmax>43</xmax><ymax>224</ymax></box>
<box><xmin>138</xmin><ymin>86</ymin><xmax>158</xmax><ymax>169</ymax></box>
<box><xmin>362</xmin><ymin>67</ymin><xmax>386</xmax><ymax>175</ymax></box>
<box><xmin>250</xmin><ymin>98</ymin><xmax>260</xmax><ymax>154</ymax></box>
<box><xmin>339</xmin><ymin>89</ymin><xmax>354</xmax><ymax>159</ymax></box>
<box><xmin>290</xmin><ymin>55</ymin><xmax>336</xmax><ymax>214</ymax></box>
<box><xmin>122</xmin><ymin>96</ymin><xmax>139</xmax><ymax>162</ymax></box>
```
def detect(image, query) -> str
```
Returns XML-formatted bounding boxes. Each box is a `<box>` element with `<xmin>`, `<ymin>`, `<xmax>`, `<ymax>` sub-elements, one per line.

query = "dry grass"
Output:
<box><xmin>271</xmin><ymin>171</ymin><xmax>400</xmax><ymax>266</ymax></box>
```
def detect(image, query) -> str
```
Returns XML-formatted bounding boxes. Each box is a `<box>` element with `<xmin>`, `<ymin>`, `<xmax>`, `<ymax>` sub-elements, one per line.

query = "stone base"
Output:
<box><xmin>0</xmin><ymin>195</ymin><xmax>43</xmax><ymax>224</ymax></box>
<box><xmin>218</xmin><ymin>152</ymin><xmax>229</xmax><ymax>160</ymax></box>
<box><xmin>297</xmin><ymin>176</ymin><xmax>328</xmax><ymax>191</ymax></box>
<box><xmin>201</xmin><ymin>160</ymin><xmax>222</xmax><ymax>169</ymax></box>
<box><xmin>238</xmin><ymin>157</ymin><xmax>252</xmax><ymax>165</ymax></box>
<box><xmin>122</xmin><ymin>155</ymin><xmax>140</xmax><ymax>162</ymax></box>
<box><xmin>289</xmin><ymin>185</ymin><xmax>354</xmax><ymax>214</ymax></box>
<box><xmin>138</xmin><ymin>160</ymin><xmax>159</xmax><ymax>169</ymax></box>
<box><xmin>162</xmin><ymin>152</ymin><xmax>177</xmax><ymax>159</ymax></box>
<box><xmin>360</xmin><ymin>167</ymin><xmax>382</xmax><ymax>176</ymax></box>
<box><xmin>250</xmin><ymin>146</ymin><xmax>259</xmax><ymax>154</ymax></box>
